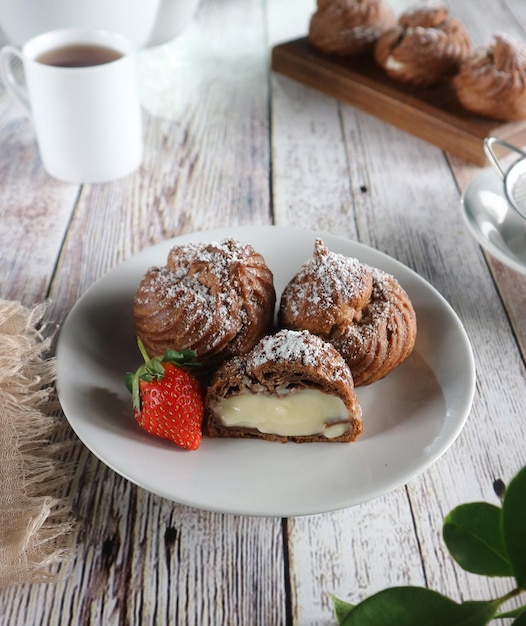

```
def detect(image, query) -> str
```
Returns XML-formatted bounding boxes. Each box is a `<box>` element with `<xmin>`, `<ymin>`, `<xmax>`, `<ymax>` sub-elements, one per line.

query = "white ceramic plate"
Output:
<box><xmin>56</xmin><ymin>226</ymin><xmax>475</xmax><ymax>517</ymax></box>
<box><xmin>461</xmin><ymin>168</ymin><xmax>526</xmax><ymax>275</ymax></box>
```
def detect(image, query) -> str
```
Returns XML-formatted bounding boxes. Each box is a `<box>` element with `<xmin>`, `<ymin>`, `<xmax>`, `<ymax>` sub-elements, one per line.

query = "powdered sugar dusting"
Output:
<box><xmin>252</xmin><ymin>330</ymin><xmax>315</xmax><ymax>366</ymax></box>
<box><xmin>369</xmin><ymin>267</ymin><xmax>397</xmax><ymax>315</ymax></box>
<box><xmin>138</xmin><ymin>265</ymin><xmax>234</xmax><ymax>335</ymax></box>
<box><xmin>282</xmin><ymin>239</ymin><xmax>371</xmax><ymax>319</ymax></box>
<box><xmin>249</xmin><ymin>329</ymin><xmax>349</xmax><ymax>383</ymax></box>
<box><xmin>134</xmin><ymin>238</ymin><xmax>275</xmax><ymax>359</ymax></box>
<box><xmin>402</xmin><ymin>0</ymin><xmax>445</xmax><ymax>19</ymax></box>
<box><xmin>137</xmin><ymin>238</ymin><xmax>253</xmax><ymax>298</ymax></box>
<box><xmin>493</xmin><ymin>32</ymin><xmax>526</xmax><ymax>68</ymax></box>
<box><xmin>408</xmin><ymin>25</ymin><xmax>442</xmax><ymax>44</ymax></box>
<box><xmin>135</xmin><ymin>241</ymin><xmax>246</xmax><ymax>335</ymax></box>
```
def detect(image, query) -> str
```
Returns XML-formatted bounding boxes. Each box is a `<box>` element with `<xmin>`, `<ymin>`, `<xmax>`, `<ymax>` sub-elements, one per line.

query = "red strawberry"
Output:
<box><xmin>125</xmin><ymin>338</ymin><xmax>204</xmax><ymax>450</ymax></box>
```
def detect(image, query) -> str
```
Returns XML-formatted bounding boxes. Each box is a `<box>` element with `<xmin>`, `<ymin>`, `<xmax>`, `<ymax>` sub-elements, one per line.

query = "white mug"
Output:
<box><xmin>0</xmin><ymin>28</ymin><xmax>143</xmax><ymax>184</ymax></box>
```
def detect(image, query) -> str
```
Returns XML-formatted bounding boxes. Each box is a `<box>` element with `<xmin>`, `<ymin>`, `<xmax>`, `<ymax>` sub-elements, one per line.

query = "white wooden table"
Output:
<box><xmin>1</xmin><ymin>0</ymin><xmax>526</xmax><ymax>623</ymax></box>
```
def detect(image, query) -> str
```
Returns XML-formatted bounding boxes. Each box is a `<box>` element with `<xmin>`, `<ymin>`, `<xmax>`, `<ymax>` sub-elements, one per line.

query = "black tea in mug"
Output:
<box><xmin>36</xmin><ymin>44</ymin><xmax>122</xmax><ymax>68</ymax></box>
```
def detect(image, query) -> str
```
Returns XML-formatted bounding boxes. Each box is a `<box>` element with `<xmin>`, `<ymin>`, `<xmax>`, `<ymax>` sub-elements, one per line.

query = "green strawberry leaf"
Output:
<box><xmin>443</xmin><ymin>502</ymin><xmax>513</xmax><ymax>577</ymax></box>
<box><xmin>502</xmin><ymin>466</ymin><xmax>526</xmax><ymax>589</ymax></box>
<box><xmin>162</xmin><ymin>348</ymin><xmax>199</xmax><ymax>366</ymax></box>
<box><xmin>124</xmin><ymin>372</ymin><xmax>134</xmax><ymax>394</ymax></box>
<box><xmin>146</xmin><ymin>357</ymin><xmax>165</xmax><ymax>377</ymax></box>
<box><xmin>330</xmin><ymin>593</ymin><xmax>355</xmax><ymax>624</ymax></box>
<box><xmin>125</xmin><ymin>338</ymin><xmax>201</xmax><ymax>412</ymax></box>
<box><xmin>338</xmin><ymin>587</ymin><xmax>500</xmax><ymax>626</ymax></box>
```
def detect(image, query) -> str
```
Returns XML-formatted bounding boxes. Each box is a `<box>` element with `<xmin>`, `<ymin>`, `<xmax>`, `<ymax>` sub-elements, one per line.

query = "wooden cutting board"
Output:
<box><xmin>271</xmin><ymin>37</ymin><xmax>526</xmax><ymax>166</ymax></box>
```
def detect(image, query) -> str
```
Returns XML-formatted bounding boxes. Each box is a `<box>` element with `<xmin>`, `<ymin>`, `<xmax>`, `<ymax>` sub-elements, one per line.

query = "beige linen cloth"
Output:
<box><xmin>0</xmin><ymin>299</ymin><xmax>75</xmax><ymax>586</ymax></box>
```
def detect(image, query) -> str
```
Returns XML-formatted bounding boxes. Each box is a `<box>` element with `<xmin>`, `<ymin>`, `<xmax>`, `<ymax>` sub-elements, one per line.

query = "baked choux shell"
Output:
<box><xmin>399</xmin><ymin>1</ymin><xmax>448</xmax><ymax>29</ymax></box>
<box><xmin>134</xmin><ymin>239</ymin><xmax>276</xmax><ymax>367</ymax></box>
<box><xmin>374</xmin><ymin>1</ymin><xmax>471</xmax><ymax>86</ymax></box>
<box><xmin>205</xmin><ymin>329</ymin><xmax>363</xmax><ymax>443</ymax></box>
<box><xmin>279</xmin><ymin>240</ymin><xmax>417</xmax><ymax>386</ymax></box>
<box><xmin>329</xmin><ymin>267</ymin><xmax>417</xmax><ymax>386</ymax></box>
<box><xmin>454</xmin><ymin>33</ymin><xmax>526</xmax><ymax>121</ymax></box>
<box><xmin>279</xmin><ymin>239</ymin><xmax>373</xmax><ymax>337</ymax></box>
<box><xmin>309</xmin><ymin>0</ymin><xmax>397</xmax><ymax>57</ymax></box>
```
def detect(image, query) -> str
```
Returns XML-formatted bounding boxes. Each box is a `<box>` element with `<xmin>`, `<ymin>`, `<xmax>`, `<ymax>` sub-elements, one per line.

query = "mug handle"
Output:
<box><xmin>0</xmin><ymin>45</ymin><xmax>31</xmax><ymax>114</ymax></box>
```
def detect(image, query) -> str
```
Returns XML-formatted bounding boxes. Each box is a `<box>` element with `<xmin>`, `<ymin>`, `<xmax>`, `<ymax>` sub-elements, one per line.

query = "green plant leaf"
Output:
<box><xmin>330</xmin><ymin>593</ymin><xmax>355</xmax><ymax>624</ymax></box>
<box><xmin>443</xmin><ymin>502</ymin><xmax>513</xmax><ymax>577</ymax></box>
<box><xmin>339</xmin><ymin>587</ymin><xmax>499</xmax><ymax>626</ymax></box>
<box><xmin>124</xmin><ymin>372</ymin><xmax>134</xmax><ymax>394</ymax></box>
<box><xmin>498</xmin><ymin>604</ymin><xmax>526</xmax><ymax>618</ymax></box>
<box><xmin>511</xmin><ymin>610</ymin><xmax>526</xmax><ymax>625</ymax></box>
<box><xmin>503</xmin><ymin>466</ymin><xmax>526</xmax><ymax>589</ymax></box>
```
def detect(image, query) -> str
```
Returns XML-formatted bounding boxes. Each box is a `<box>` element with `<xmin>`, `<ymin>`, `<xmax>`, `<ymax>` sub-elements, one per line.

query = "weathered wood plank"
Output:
<box><xmin>48</xmin><ymin>1</ymin><xmax>274</xmax><ymax>323</ymax></box>
<box><xmin>2</xmin><ymin>449</ymin><xmax>286</xmax><ymax>625</ymax></box>
<box><xmin>1</xmin><ymin>1</ymin><xmax>285</xmax><ymax>625</ymax></box>
<box><xmin>0</xmin><ymin>94</ymin><xmax>80</xmax><ymax>305</ymax></box>
<box><xmin>448</xmin><ymin>154</ymin><xmax>526</xmax><ymax>368</ymax></box>
<box><xmin>268</xmin><ymin>2</ymin><xmax>526</xmax><ymax>623</ymax></box>
<box><xmin>2</xmin><ymin>1</ymin><xmax>526</xmax><ymax>625</ymax></box>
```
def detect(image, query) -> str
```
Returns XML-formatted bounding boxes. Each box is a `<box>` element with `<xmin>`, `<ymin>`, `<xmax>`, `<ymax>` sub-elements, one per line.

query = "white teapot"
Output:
<box><xmin>0</xmin><ymin>0</ymin><xmax>201</xmax><ymax>48</ymax></box>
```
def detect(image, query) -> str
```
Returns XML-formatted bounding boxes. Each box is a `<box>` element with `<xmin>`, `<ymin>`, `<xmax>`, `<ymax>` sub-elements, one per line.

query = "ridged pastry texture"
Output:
<box><xmin>205</xmin><ymin>329</ymin><xmax>363</xmax><ymax>443</ymax></box>
<box><xmin>134</xmin><ymin>239</ymin><xmax>276</xmax><ymax>366</ymax></box>
<box><xmin>279</xmin><ymin>239</ymin><xmax>417</xmax><ymax>386</ymax></box>
<box><xmin>309</xmin><ymin>0</ymin><xmax>396</xmax><ymax>57</ymax></box>
<box><xmin>329</xmin><ymin>267</ymin><xmax>416</xmax><ymax>385</ymax></box>
<box><xmin>374</xmin><ymin>1</ymin><xmax>471</xmax><ymax>86</ymax></box>
<box><xmin>454</xmin><ymin>33</ymin><xmax>526</xmax><ymax>121</ymax></box>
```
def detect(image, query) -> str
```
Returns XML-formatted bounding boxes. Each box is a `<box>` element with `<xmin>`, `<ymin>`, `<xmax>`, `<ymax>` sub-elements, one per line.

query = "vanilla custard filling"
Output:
<box><xmin>385</xmin><ymin>56</ymin><xmax>405</xmax><ymax>72</ymax></box>
<box><xmin>215</xmin><ymin>389</ymin><xmax>350</xmax><ymax>439</ymax></box>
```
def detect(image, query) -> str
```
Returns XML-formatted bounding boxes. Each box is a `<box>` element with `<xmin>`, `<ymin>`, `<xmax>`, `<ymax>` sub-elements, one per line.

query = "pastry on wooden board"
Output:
<box><xmin>205</xmin><ymin>329</ymin><xmax>363</xmax><ymax>443</ymax></box>
<box><xmin>279</xmin><ymin>239</ymin><xmax>417</xmax><ymax>386</ymax></box>
<box><xmin>134</xmin><ymin>239</ymin><xmax>276</xmax><ymax>368</ymax></box>
<box><xmin>374</xmin><ymin>1</ymin><xmax>471</xmax><ymax>86</ymax></box>
<box><xmin>454</xmin><ymin>33</ymin><xmax>526</xmax><ymax>121</ymax></box>
<box><xmin>309</xmin><ymin>0</ymin><xmax>397</xmax><ymax>57</ymax></box>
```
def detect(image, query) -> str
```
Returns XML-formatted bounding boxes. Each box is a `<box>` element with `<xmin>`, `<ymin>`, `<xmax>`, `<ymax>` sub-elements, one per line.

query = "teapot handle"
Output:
<box><xmin>147</xmin><ymin>0</ymin><xmax>201</xmax><ymax>46</ymax></box>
